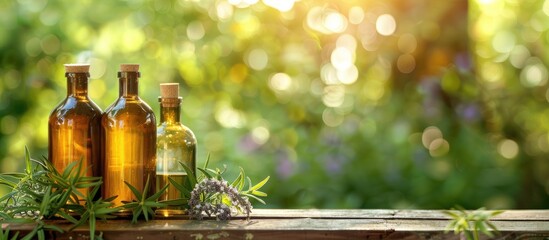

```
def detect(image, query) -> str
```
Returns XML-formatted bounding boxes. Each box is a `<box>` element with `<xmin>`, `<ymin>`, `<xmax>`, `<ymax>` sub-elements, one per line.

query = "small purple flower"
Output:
<box><xmin>188</xmin><ymin>178</ymin><xmax>252</xmax><ymax>220</ymax></box>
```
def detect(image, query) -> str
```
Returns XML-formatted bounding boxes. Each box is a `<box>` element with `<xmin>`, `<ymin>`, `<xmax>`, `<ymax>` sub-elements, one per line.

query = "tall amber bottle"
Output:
<box><xmin>156</xmin><ymin>83</ymin><xmax>196</xmax><ymax>215</ymax></box>
<box><xmin>48</xmin><ymin>64</ymin><xmax>102</xmax><ymax>200</ymax></box>
<box><xmin>102</xmin><ymin>64</ymin><xmax>156</xmax><ymax>207</ymax></box>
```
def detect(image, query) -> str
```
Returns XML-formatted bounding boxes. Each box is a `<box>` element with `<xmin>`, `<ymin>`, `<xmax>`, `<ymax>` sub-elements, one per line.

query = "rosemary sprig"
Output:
<box><xmin>122</xmin><ymin>175</ymin><xmax>168</xmax><ymax>223</ymax></box>
<box><xmin>443</xmin><ymin>206</ymin><xmax>504</xmax><ymax>240</ymax></box>
<box><xmin>0</xmin><ymin>148</ymin><xmax>117</xmax><ymax>239</ymax></box>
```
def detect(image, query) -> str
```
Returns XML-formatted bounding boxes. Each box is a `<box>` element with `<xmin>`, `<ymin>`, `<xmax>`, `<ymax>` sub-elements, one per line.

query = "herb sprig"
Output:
<box><xmin>0</xmin><ymin>148</ymin><xmax>270</xmax><ymax>239</ymax></box>
<box><xmin>167</xmin><ymin>156</ymin><xmax>270</xmax><ymax>220</ymax></box>
<box><xmin>443</xmin><ymin>206</ymin><xmax>504</xmax><ymax>240</ymax></box>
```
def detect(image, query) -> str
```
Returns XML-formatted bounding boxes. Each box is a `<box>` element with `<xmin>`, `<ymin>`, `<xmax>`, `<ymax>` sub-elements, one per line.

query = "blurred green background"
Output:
<box><xmin>1</xmin><ymin>0</ymin><xmax>548</xmax><ymax>209</ymax></box>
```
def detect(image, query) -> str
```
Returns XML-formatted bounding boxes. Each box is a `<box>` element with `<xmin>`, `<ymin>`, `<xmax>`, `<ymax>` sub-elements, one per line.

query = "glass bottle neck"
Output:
<box><xmin>66</xmin><ymin>73</ymin><xmax>89</xmax><ymax>98</ymax></box>
<box><xmin>160</xmin><ymin>105</ymin><xmax>181</xmax><ymax>123</ymax></box>
<box><xmin>118</xmin><ymin>72</ymin><xmax>140</xmax><ymax>97</ymax></box>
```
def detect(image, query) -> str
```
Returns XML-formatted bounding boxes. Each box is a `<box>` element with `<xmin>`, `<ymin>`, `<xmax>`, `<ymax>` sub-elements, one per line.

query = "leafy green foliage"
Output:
<box><xmin>1</xmin><ymin>0</ymin><xmax>549</xmax><ymax>210</ymax></box>
<box><xmin>0</xmin><ymin>148</ymin><xmax>270</xmax><ymax>237</ymax></box>
<box><xmin>443</xmin><ymin>207</ymin><xmax>504</xmax><ymax>240</ymax></box>
<box><xmin>0</xmin><ymin>148</ymin><xmax>115</xmax><ymax>239</ymax></box>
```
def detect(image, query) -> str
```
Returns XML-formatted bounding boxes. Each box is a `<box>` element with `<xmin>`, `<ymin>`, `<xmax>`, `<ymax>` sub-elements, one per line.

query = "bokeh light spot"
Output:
<box><xmin>41</xmin><ymin>34</ymin><xmax>61</xmax><ymax>55</ymax></box>
<box><xmin>397</xmin><ymin>54</ymin><xmax>416</xmax><ymax>73</ymax></box>
<box><xmin>89</xmin><ymin>58</ymin><xmax>107</xmax><ymax>79</ymax></box>
<box><xmin>498</xmin><ymin>139</ymin><xmax>519</xmax><ymax>159</ymax></box>
<box><xmin>376</xmin><ymin>14</ymin><xmax>396</xmax><ymax>36</ymax></box>
<box><xmin>348</xmin><ymin>6</ymin><xmax>364</xmax><ymax>24</ymax></box>
<box><xmin>509</xmin><ymin>45</ymin><xmax>531</xmax><ymax>68</ymax></box>
<box><xmin>331</xmin><ymin>47</ymin><xmax>354</xmax><ymax>70</ymax></box>
<box><xmin>398</xmin><ymin>33</ymin><xmax>417</xmax><ymax>53</ymax></box>
<box><xmin>251</xmin><ymin>126</ymin><xmax>270</xmax><ymax>145</ymax></box>
<box><xmin>337</xmin><ymin>65</ymin><xmax>358</xmax><ymax>85</ymax></box>
<box><xmin>336</xmin><ymin>34</ymin><xmax>357</xmax><ymax>51</ymax></box>
<box><xmin>25</xmin><ymin>37</ymin><xmax>42</xmax><ymax>57</ymax></box>
<box><xmin>187</xmin><ymin>21</ymin><xmax>205</xmax><ymax>41</ymax></box>
<box><xmin>324</xmin><ymin>11</ymin><xmax>348</xmax><ymax>33</ymax></box>
<box><xmin>520</xmin><ymin>58</ymin><xmax>548</xmax><ymax>87</ymax></box>
<box><xmin>216</xmin><ymin>1</ymin><xmax>234</xmax><ymax>21</ymax></box>
<box><xmin>322</xmin><ymin>85</ymin><xmax>345</xmax><ymax>108</ymax></box>
<box><xmin>247</xmin><ymin>48</ymin><xmax>268</xmax><ymax>70</ymax></box>
<box><xmin>429</xmin><ymin>138</ymin><xmax>450</xmax><ymax>157</ymax></box>
<box><xmin>263</xmin><ymin>0</ymin><xmax>295</xmax><ymax>12</ymax></box>
<box><xmin>269</xmin><ymin>73</ymin><xmax>292</xmax><ymax>92</ymax></box>
<box><xmin>322</xmin><ymin>108</ymin><xmax>344</xmax><ymax>127</ymax></box>
<box><xmin>215</xmin><ymin>104</ymin><xmax>246</xmax><ymax>128</ymax></box>
<box><xmin>422</xmin><ymin>126</ymin><xmax>443</xmax><ymax>149</ymax></box>
<box><xmin>321</xmin><ymin>64</ymin><xmax>339</xmax><ymax>85</ymax></box>
<box><xmin>88</xmin><ymin>79</ymin><xmax>106</xmax><ymax>101</ymax></box>
<box><xmin>492</xmin><ymin>31</ymin><xmax>516</xmax><ymax>53</ymax></box>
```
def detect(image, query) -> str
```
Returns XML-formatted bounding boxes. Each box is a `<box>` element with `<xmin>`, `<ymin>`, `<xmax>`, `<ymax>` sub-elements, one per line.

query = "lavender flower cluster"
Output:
<box><xmin>188</xmin><ymin>178</ymin><xmax>252</xmax><ymax>221</ymax></box>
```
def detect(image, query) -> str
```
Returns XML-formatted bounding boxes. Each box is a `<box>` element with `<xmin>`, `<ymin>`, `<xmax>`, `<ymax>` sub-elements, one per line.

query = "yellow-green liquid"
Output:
<box><xmin>156</xmin><ymin>172</ymin><xmax>188</xmax><ymax>201</ymax></box>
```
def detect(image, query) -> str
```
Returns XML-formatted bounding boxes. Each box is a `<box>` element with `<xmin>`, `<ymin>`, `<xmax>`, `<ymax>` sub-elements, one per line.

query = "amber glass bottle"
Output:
<box><xmin>102</xmin><ymin>64</ymin><xmax>156</xmax><ymax>208</ymax></box>
<box><xmin>156</xmin><ymin>83</ymin><xmax>196</xmax><ymax>215</ymax></box>
<box><xmin>48</xmin><ymin>64</ymin><xmax>102</xmax><ymax>200</ymax></box>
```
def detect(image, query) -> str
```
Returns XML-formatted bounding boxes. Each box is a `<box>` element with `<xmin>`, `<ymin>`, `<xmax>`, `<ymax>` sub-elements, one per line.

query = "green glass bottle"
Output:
<box><xmin>48</xmin><ymin>64</ymin><xmax>102</xmax><ymax>201</ymax></box>
<box><xmin>102</xmin><ymin>64</ymin><xmax>156</xmax><ymax>208</ymax></box>
<box><xmin>156</xmin><ymin>83</ymin><xmax>196</xmax><ymax>216</ymax></box>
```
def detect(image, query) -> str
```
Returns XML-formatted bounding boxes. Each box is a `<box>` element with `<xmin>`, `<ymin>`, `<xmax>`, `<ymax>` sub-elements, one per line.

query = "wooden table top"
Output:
<box><xmin>3</xmin><ymin>209</ymin><xmax>549</xmax><ymax>239</ymax></box>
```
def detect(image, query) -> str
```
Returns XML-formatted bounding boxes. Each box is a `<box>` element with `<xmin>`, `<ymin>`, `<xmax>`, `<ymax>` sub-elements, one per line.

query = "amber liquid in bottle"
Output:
<box><xmin>102</xmin><ymin>64</ymin><xmax>156</xmax><ymax>208</ymax></box>
<box><xmin>48</xmin><ymin>64</ymin><xmax>102</xmax><ymax>201</ymax></box>
<box><xmin>156</xmin><ymin>83</ymin><xmax>196</xmax><ymax>216</ymax></box>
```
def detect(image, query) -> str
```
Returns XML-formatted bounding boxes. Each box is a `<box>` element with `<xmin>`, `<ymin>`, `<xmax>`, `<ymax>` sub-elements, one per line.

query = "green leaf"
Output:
<box><xmin>179</xmin><ymin>162</ymin><xmax>197</xmax><ymax>187</ymax></box>
<box><xmin>160</xmin><ymin>199</ymin><xmax>186</xmax><ymax>206</ymax></box>
<box><xmin>39</xmin><ymin>185</ymin><xmax>53</xmax><ymax>216</ymax></box>
<box><xmin>123</xmin><ymin>181</ymin><xmax>143</xmax><ymax>200</ymax></box>
<box><xmin>251</xmin><ymin>190</ymin><xmax>267</xmax><ymax>197</ymax></box>
<box><xmin>142</xmin><ymin>174</ymin><xmax>151</xmax><ymax>198</ymax></box>
<box><xmin>131</xmin><ymin>208</ymin><xmax>143</xmax><ymax>224</ymax></box>
<box><xmin>248</xmin><ymin>176</ymin><xmax>270</xmax><ymax>192</ymax></box>
<box><xmin>24</xmin><ymin>146</ymin><xmax>32</xmax><ymax>176</ymax></box>
<box><xmin>62</xmin><ymin>160</ymin><xmax>79</xmax><ymax>179</ymax></box>
<box><xmin>168</xmin><ymin>177</ymin><xmax>191</xmax><ymax>198</ymax></box>
<box><xmin>242</xmin><ymin>193</ymin><xmax>266</xmax><ymax>205</ymax></box>
<box><xmin>89</xmin><ymin>215</ymin><xmax>96</xmax><ymax>240</ymax></box>
<box><xmin>144</xmin><ymin>202</ymin><xmax>167</xmax><ymax>208</ymax></box>
<box><xmin>43</xmin><ymin>224</ymin><xmax>63</xmax><ymax>233</ymax></box>
<box><xmin>57</xmin><ymin>210</ymin><xmax>79</xmax><ymax>224</ymax></box>
<box><xmin>197</xmin><ymin>167</ymin><xmax>213</xmax><ymax>179</ymax></box>
<box><xmin>230</xmin><ymin>168</ymin><xmax>244</xmax><ymax>189</ymax></box>
<box><xmin>147</xmin><ymin>183</ymin><xmax>169</xmax><ymax>202</ymax></box>
<box><xmin>203</xmin><ymin>154</ymin><xmax>211</xmax><ymax>169</ymax></box>
<box><xmin>103</xmin><ymin>195</ymin><xmax>118</xmax><ymax>203</ymax></box>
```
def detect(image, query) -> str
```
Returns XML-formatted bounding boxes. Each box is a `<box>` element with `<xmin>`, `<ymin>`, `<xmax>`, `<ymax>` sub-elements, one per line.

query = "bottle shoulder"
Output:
<box><xmin>157</xmin><ymin>123</ymin><xmax>197</xmax><ymax>142</ymax></box>
<box><xmin>102</xmin><ymin>97</ymin><xmax>156</xmax><ymax>127</ymax></box>
<box><xmin>49</xmin><ymin>97</ymin><xmax>103</xmax><ymax>119</ymax></box>
<box><xmin>103</xmin><ymin>97</ymin><xmax>155</xmax><ymax>116</ymax></box>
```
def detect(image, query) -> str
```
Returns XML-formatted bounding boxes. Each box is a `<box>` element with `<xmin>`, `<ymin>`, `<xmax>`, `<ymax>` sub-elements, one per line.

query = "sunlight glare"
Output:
<box><xmin>263</xmin><ymin>0</ymin><xmax>295</xmax><ymax>12</ymax></box>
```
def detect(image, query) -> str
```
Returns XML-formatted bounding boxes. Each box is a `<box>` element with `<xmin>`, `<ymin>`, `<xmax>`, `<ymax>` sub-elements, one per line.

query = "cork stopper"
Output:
<box><xmin>160</xmin><ymin>83</ymin><xmax>180</xmax><ymax>99</ymax></box>
<box><xmin>120</xmin><ymin>64</ymin><xmax>140</xmax><ymax>72</ymax></box>
<box><xmin>64</xmin><ymin>64</ymin><xmax>90</xmax><ymax>73</ymax></box>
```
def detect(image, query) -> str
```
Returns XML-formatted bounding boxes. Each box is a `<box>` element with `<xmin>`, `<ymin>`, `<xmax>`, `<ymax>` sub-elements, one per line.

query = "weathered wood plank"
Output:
<box><xmin>3</xmin><ymin>210</ymin><xmax>549</xmax><ymax>240</ymax></box>
<box><xmin>250</xmin><ymin>209</ymin><xmax>549</xmax><ymax>221</ymax></box>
